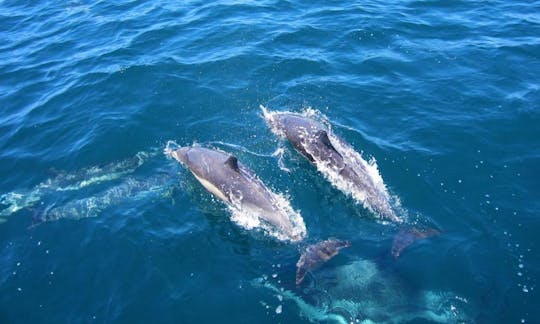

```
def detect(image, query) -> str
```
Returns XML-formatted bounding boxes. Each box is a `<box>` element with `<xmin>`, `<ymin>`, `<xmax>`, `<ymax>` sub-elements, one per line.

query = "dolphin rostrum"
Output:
<box><xmin>167</xmin><ymin>144</ymin><xmax>306</xmax><ymax>242</ymax></box>
<box><xmin>262</xmin><ymin>106</ymin><xmax>401</xmax><ymax>223</ymax></box>
<box><xmin>296</xmin><ymin>238</ymin><xmax>351</xmax><ymax>285</ymax></box>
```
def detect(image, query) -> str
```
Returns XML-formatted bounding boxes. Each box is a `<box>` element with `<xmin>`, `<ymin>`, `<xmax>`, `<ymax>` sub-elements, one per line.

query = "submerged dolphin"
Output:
<box><xmin>262</xmin><ymin>107</ymin><xmax>401</xmax><ymax>223</ymax></box>
<box><xmin>168</xmin><ymin>145</ymin><xmax>306</xmax><ymax>242</ymax></box>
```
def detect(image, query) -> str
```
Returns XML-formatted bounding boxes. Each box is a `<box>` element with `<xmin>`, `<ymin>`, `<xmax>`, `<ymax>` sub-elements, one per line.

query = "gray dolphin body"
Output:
<box><xmin>169</xmin><ymin>146</ymin><xmax>306</xmax><ymax>242</ymax></box>
<box><xmin>263</xmin><ymin>108</ymin><xmax>401</xmax><ymax>223</ymax></box>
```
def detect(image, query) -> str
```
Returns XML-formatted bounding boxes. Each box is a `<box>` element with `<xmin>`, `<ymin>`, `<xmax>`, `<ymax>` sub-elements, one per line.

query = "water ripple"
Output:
<box><xmin>0</xmin><ymin>0</ymin><xmax>538</xmax><ymax>322</ymax></box>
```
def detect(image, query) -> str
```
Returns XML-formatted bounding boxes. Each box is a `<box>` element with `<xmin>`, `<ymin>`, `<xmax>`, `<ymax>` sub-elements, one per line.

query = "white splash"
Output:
<box><xmin>313</xmin><ymin>130</ymin><xmax>402</xmax><ymax>223</ymax></box>
<box><xmin>229</xmin><ymin>189</ymin><xmax>307</xmax><ymax>243</ymax></box>
<box><xmin>163</xmin><ymin>140</ymin><xmax>181</xmax><ymax>158</ymax></box>
<box><xmin>272</xmin><ymin>146</ymin><xmax>291</xmax><ymax>173</ymax></box>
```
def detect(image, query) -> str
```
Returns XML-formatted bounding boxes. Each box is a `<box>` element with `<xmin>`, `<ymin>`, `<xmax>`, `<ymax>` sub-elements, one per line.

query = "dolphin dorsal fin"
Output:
<box><xmin>224</xmin><ymin>156</ymin><xmax>239</xmax><ymax>171</ymax></box>
<box><xmin>315</xmin><ymin>130</ymin><xmax>342</xmax><ymax>156</ymax></box>
<box><xmin>316</xmin><ymin>130</ymin><xmax>332</xmax><ymax>147</ymax></box>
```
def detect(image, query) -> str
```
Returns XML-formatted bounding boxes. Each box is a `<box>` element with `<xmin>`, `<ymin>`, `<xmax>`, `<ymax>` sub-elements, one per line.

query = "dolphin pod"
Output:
<box><xmin>165</xmin><ymin>107</ymin><xmax>440</xmax><ymax>285</ymax></box>
<box><xmin>0</xmin><ymin>107</ymin><xmax>437</xmax><ymax>289</ymax></box>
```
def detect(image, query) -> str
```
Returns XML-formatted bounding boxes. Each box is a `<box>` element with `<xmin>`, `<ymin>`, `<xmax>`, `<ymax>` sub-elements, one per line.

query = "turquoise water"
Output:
<box><xmin>1</xmin><ymin>0</ymin><xmax>539</xmax><ymax>322</ymax></box>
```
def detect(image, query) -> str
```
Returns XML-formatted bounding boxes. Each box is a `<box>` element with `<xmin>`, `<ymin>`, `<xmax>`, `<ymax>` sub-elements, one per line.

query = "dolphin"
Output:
<box><xmin>262</xmin><ymin>107</ymin><xmax>401</xmax><ymax>223</ymax></box>
<box><xmin>262</xmin><ymin>107</ymin><xmax>440</xmax><ymax>257</ymax></box>
<box><xmin>35</xmin><ymin>175</ymin><xmax>176</xmax><ymax>225</ymax></box>
<box><xmin>168</xmin><ymin>145</ymin><xmax>306</xmax><ymax>242</ymax></box>
<box><xmin>296</xmin><ymin>238</ymin><xmax>351</xmax><ymax>285</ymax></box>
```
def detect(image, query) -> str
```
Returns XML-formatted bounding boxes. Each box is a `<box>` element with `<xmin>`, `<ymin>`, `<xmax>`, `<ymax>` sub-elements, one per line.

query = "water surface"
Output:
<box><xmin>1</xmin><ymin>0</ymin><xmax>539</xmax><ymax>323</ymax></box>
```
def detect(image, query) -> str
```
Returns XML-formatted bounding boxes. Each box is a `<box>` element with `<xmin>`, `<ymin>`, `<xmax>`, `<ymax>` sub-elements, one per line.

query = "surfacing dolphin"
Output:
<box><xmin>166</xmin><ymin>144</ymin><xmax>306</xmax><ymax>242</ymax></box>
<box><xmin>262</xmin><ymin>107</ymin><xmax>440</xmax><ymax>257</ymax></box>
<box><xmin>296</xmin><ymin>238</ymin><xmax>351</xmax><ymax>285</ymax></box>
<box><xmin>262</xmin><ymin>106</ymin><xmax>401</xmax><ymax>223</ymax></box>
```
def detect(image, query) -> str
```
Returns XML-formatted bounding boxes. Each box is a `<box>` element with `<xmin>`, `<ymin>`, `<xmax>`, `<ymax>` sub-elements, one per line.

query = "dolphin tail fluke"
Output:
<box><xmin>391</xmin><ymin>226</ymin><xmax>440</xmax><ymax>259</ymax></box>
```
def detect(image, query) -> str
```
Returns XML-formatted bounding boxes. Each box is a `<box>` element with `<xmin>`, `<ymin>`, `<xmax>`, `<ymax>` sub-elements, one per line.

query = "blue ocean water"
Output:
<box><xmin>1</xmin><ymin>0</ymin><xmax>539</xmax><ymax>322</ymax></box>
